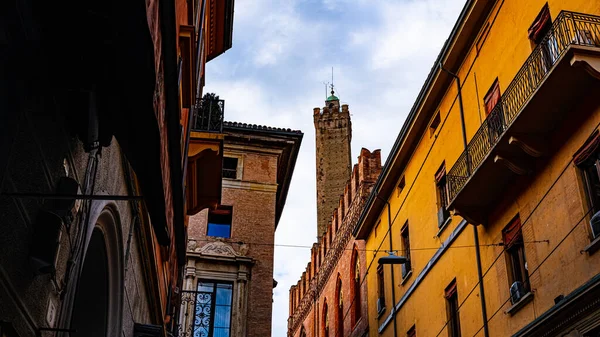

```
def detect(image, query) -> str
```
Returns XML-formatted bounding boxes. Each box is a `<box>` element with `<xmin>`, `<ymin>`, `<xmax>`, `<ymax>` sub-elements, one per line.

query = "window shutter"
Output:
<box><xmin>435</xmin><ymin>163</ymin><xmax>446</xmax><ymax>184</ymax></box>
<box><xmin>528</xmin><ymin>5</ymin><xmax>551</xmax><ymax>43</ymax></box>
<box><xmin>444</xmin><ymin>280</ymin><xmax>457</xmax><ymax>299</ymax></box>
<box><xmin>484</xmin><ymin>80</ymin><xmax>501</xmax><ymax>115</ymax></box>
<box><xmin>502</xmin><ymin>216</ymin><xmax>523</xmax><ymax>249</ymax></box>
<box><xmin>574</xmin><ymin>130</ymin><xmax>600</xmax><ymax>166</ymax></box>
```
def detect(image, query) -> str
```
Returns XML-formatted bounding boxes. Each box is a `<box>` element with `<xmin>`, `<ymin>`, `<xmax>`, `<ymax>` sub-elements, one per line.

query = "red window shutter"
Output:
<box><xmin>484</xmin><ymin>80</ymin><xmax>501</xmax><ymax>115</ymax></box>
<box><xmin>574</xmin><ymin>130</ymin><xmax>600</xmax><ymax>166</ymax></box>
<box><xmin>444</xmin><ymin>280</ymin><xmax>457</xmax><ymax>299</ymax></box>
<box><xmin>435</xmin><ymin>162</ymin><xmax>446</xmax><ymax>184</ymax></box>
<box><xmin>502</xmin><ymin>216</ymin><xmax>523</xmax><ymax>249</ymax></box>
<box><xmin>528</xmin><ymin>5</ymin><xmax>551</xmax><ymax>43</ymax></box>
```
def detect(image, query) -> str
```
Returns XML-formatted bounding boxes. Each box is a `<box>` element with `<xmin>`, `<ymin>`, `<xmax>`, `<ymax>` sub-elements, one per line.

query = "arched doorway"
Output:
<box><xmin>71</xmin><ymin>228</ymin><xmax>109</xmax><ymax>337</ymax></box>
<box><xmin>70</xmin><ymin>207</ymin><xmax>123</xmax><ymax>337</ymax></box>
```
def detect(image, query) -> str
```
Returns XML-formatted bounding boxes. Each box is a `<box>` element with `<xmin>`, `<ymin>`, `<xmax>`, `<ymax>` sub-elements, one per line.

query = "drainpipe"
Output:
<box><xmin>472</xmin><ymin>225</ymin><xmax>490</xmax><ymax>337</ymax></box>
<box><xmin>439</xmin><ymin>63</ymin><xmax>470</xmax><ymax>175</ymax></box>
<box><xmin>376</xmin><ymin>195</ymin><xmax>398</xmax><ymax>337</ymax></box>
<box><xmin>438</xmin><ymin>62</ymin><xmax>489</xmax><ymax>337</ymax></box>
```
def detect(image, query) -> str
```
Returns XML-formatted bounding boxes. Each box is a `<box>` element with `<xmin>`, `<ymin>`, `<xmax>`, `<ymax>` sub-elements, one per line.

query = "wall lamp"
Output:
<box><xmin>378</xmin><ymin>251</ymin><xmax>409</xmax><ymax>265</ymax></box>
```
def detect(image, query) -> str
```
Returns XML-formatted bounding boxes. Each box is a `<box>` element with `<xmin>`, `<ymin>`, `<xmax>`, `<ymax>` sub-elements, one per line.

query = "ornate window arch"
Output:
<box><xmin>351</xmin><ymin>246</ymin><xmax>362</xmax><ymax>325</ymax></box>
<box><xmin>336</xmin><ymin>275</ymin><xmax>344</xmax><ymax>337</ymax></box>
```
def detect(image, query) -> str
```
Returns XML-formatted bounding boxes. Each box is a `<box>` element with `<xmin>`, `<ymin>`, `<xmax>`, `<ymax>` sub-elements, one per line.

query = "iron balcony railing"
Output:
<box><xmin>447</xmin><ymin>11</ymin><xmax>600</xmax><ymax>203</ymax></box>
<box><xmin>192</xmin><ymin>97</ymin><xmax>224</xmax><ymax>132</ymax></box>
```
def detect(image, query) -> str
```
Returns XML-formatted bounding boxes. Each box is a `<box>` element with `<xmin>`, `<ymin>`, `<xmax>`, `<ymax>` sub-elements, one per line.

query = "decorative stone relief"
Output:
<box><xmin>198</xmin><ymin>241</ymin><xmax>239</xmax><ymax>257</ymax></box>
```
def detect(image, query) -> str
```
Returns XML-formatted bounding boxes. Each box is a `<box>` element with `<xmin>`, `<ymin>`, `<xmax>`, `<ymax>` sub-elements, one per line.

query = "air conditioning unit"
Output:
<box><xmin>437</xmin><ymin>207</ymin><xmax>450</xmax><ymax>228</ymax></box>
<box><xmin>590</xmin><ymin>211</ymin><xmax>600</xmax><ymax>239</ymax></box>
<box><xmin>510</xmin><ymin>281</ymin><xmax>527</xmax><ymax>304</ymax></box>
<box><xmin>377</xmin><ymin>297</ymin><xmax>385</xmax><ymax>313</ymax></box>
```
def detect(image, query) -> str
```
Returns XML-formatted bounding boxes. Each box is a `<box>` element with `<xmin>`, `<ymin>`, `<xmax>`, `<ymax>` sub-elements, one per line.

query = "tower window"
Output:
<box><xmin>223</xmin><ymin>157</ymin><xmax>238</xmax><ymax>179</ymax></box>
<box><xmin>207</xmin><ymin>206</ymin><xmax>233</xmax><ymax>238</ymax></box>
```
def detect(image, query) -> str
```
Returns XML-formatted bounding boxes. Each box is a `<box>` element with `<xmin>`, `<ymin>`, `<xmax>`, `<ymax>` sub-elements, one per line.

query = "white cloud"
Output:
<box><xmin>204</xmin><ymin>1</ymin><xmax>467</xmax><ymax>336</ymax></box>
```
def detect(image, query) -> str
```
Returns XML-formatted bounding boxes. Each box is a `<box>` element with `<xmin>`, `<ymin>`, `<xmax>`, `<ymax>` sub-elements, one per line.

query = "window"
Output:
<box><xmin>336</xmin><ymin>277</ymin><xmax>344</xmax><ymax>337</ymax></box>
<box><xmin>503</xmin><ymin>215</ymin><xmax>530</xmax><ymax>304</ymax></box>
<box><xmin>429</xmin><ymin>112</ymin><xmax>441</xmax><ymax>137</ymax></box>
<box><xmin>376</xmin><ymin>264</ymin><xmax>385</xmax><ymax>314</ymax></box>
<box><xmin>323</xmin><ymin>301</ymin><xmax>330</xmax><ymax>337</ymax></box>
<box><xmin>435</xmin><ymin>162</ymin><xmax>451</xmax><ymax>228</ymax></box>
<box><xmin>194</xmin><ymin>281</ymin><xmax>233</xmax><ymax>337</ymax></box>
<box><xmin>445</xmin><ymin>280</ymin><xmax>461</xmax><ymax>337</ymax></box>
<box><xmin>528</xmin><ymin>5</ymin><xmax>557</xmax><ymax>69</ymax></box>
<box><xmin>407</xmin><ymin>325</ymin><xmax>416</xmax><ymax>337</ymax></box>
<box><xmin>401</xmin><ymin>222</ymin><xmax>412</xmax><ymax>279</ymax></box>
<box><xmin>528</xmin><ymin>4</ymin><xmax>551</xmax><ymax>44</ymax></box>
<box><xmin>483</xmin><ymin>79</ymin><xmax>504</xmax><ymax>143</ymax></box>
<box><xmin>207</xmin><ymin>206</ymin><xmax>232</xmax><ymax>238</ymax></box>
<box><xmin>575</xmin><ymin>130</ymin><xmax>600</xmax><ymax>238</ymax></box>
<box><xmin>397</xmin><ymin>176</ymin><xmax>406</xmax><ymax>196</ymax></box>
<box><xmin>351</xmin><ymin>249</ymin><xmax>362</xmax><ymax>325</ymax></box>
<box><xmin>223</xmin><ymin>157</ymin><xmax>238</xmax><ymax>179</ymax></box>
<box><xmin>300</xmin><ymin>327</ymin><xmax>307</xmax><ymax>337</ymax></box>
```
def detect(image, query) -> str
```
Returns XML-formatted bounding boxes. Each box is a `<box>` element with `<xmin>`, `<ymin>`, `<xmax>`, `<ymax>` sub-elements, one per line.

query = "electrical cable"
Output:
<box><xmin>468</xmin><ymin>206</ymin><xmax>592</xmax><ymax>337</ymax></box>
<box><xmin>429</xmin><ymin>122</ymin><xmax>600</xmax><ymax>337</ymax></box>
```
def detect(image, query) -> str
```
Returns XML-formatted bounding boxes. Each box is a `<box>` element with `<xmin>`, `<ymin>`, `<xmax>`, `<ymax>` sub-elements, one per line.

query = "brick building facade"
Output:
<box><xmin>180</xmin><ymin>122</ymin><xmax>302</xmax><ymax>337</ymax></box>
<box><xmin>288</xmin><ymin>148</ymin><xmax>381</xmax><ymax>337</ymax></box>
<box><xmin>314</xmin><ymin>92</ymin><xmax>353</xmax><ymax>238</ymax></box>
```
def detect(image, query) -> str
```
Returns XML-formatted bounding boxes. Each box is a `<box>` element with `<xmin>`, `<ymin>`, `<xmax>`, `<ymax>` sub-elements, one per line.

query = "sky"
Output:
<box><xmin>204</xmin><ymin>0</ymin><xmax>466</xmax><ymax>335</ymax></box>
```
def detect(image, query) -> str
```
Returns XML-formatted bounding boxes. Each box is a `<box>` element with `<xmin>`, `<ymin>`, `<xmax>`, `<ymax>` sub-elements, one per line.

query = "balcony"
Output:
<box><xmin>187</xmin><ymin>97</ymin><xmax>226</xmax><ymax>215</ymax></box>
<box><xmin>192</xmin><ymin>97</ymin><xmax>225</xmax><ymax>132</ymax></box>
<box><xmin>447</xmin><ymin>11</ymin><xmax>600</xmax><ymax>224</ymax></box>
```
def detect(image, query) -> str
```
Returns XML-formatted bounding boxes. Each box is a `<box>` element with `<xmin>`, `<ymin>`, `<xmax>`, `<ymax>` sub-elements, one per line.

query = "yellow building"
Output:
<box><xmin>353</xmin><ymin>1</ymin><xmax>600</xmax><ymax>336</ymax></box>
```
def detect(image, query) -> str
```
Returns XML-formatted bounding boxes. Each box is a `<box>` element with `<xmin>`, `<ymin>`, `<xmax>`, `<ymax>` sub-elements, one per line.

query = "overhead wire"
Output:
<box><xmin>429</xmin><ymin>121</ymin><xmax>600</xmax><ymax>337</ymax></box>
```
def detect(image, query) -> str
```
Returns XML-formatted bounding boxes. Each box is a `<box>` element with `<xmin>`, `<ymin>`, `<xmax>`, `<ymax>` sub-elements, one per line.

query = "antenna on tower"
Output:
<box><xmin>330</xmin><ymin>67</ymin><xmax>335</xmax><ymax>95</ymax></box>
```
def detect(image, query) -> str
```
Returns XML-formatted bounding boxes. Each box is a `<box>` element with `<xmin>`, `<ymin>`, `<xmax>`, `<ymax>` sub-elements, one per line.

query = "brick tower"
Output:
<box><xmin>313</xmin><ymin>86</ymin><xmax>352</xmax><ymax>238</ymax></box>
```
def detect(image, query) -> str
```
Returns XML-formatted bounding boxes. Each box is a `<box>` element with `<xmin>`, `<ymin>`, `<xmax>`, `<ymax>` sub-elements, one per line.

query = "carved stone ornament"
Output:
<box><xmin>197</xmin><ymin>241</ymin><xmax>239</xmax><ymax>257</ymax></box>
<box><xmin>187</xmin><ymin>239</ymin><xmax>198</xmax><ymax>251</ymax></box>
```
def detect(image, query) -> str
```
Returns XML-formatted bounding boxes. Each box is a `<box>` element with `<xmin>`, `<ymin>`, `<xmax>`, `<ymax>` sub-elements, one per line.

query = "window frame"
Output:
<box><xmin>401</xmin><ymin>222</ymin><xmax>412</xmax><ymax>278</ymax></box>
<box><xmin>222</xmin><ymin>156</ymin><xmax>240</xmax><ymax>180</ymax></box>
<box><xmin>376</xmin><ymin>264</ymin><xmax>386</xmax><ymax>315</ymax></box>
<box><xmin>429</xmin><ymin>111</ymin><xmax>441</xmax><ymax>137</ymax></box>
<box><xmin>503</xmin><ymin>215</ymin><xmax>531</xmax><ymax>299</ymax></box>
<box><xmin>193</xmin><ymin>280</ymin><xmax>234</xmax><ymax>337</ymax></box>
<box><xmin>207</xmin><ymin>206</ymin><xmax>233</xmax><ymax>238</ymax></box>
<box><xmin>445</xmin><ymin>280</ymin><xmax>461</xmax><ymax>337</ymax></box>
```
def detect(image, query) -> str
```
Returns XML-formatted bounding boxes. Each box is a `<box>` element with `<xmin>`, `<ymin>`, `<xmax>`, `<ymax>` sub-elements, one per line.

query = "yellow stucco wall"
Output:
<box><xmin>363</xmin><ymin>0</ymin><xmax>600</xmax><ymax>336</ymax></box>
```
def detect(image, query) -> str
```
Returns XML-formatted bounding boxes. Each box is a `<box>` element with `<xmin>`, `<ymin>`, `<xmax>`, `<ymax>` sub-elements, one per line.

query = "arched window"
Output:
<box><xmin>351</xmin><ymin>248</ymin><xmax>362</xmax><ymax>325</ymax></box>
<box><xmin>300</xmin><ymin>326</ymin><xmax>307</xmax><ymax>337</ymax></box>
<box><xmin>336</xmin><ymin>277</ymin><xmax>344</xmax><ymax>337</ymax></box>
<box><xmin>323</xmin><ymin>300</ymin><xmax>329</xmax><ymax>337</ymax></box>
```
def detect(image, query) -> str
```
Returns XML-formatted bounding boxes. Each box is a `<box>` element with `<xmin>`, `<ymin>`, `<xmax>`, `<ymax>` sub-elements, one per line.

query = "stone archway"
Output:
<box><xmin>70</xmin><ymin>207</ymin><xmax>124</xmax><ymax>337</ymax></box>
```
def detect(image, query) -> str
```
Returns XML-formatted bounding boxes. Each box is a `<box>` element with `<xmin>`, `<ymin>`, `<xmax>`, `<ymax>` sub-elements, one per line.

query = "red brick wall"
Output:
<box><xmin>289</xmin><ymin>148</ymin><xmax>381</xmax><ymax>337</ymax></box>
<box><xmin>187</xmin><ymin>149</ymin><xmax>279</xmax><ymax>337</ymax></box>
